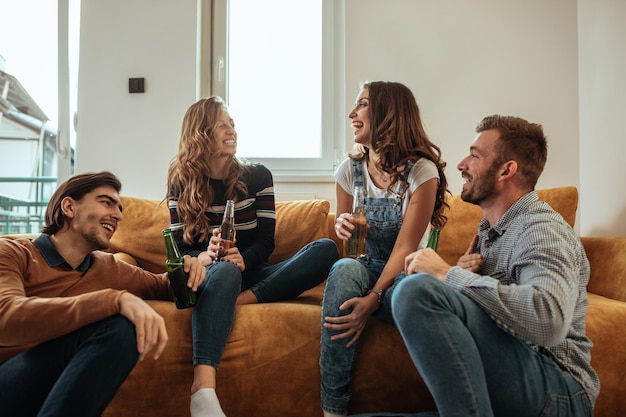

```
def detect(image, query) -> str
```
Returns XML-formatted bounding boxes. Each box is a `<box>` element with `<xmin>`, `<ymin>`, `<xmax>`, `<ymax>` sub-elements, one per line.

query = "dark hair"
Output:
<box><xmin>476</xmin><ymin>115</ymin><xmax>548</xmax><ymax>190</ymax></box>
<box><xmin>42</xmin><ymin>171</ymin><xmax>122</xmax><ymax>234</ymax></box>
<box><xmin>351</xmin><ymin>81</ymin><xmax>450</xmax><ymax>228</ymax></box>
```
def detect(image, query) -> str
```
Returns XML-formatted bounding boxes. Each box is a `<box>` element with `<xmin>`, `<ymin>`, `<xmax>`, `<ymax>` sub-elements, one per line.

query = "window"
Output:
<box><xmin>0</xmin><ymin>0</ymin><xmax>79</xmax><ymax>185</ymax></box>
<box><xmin>208</xmin><ymin>0</ymin><xmax>343</xmax><ymax>178</ymax></box>
<box><xmin>0</xmin><ymin>0</ymin><xmax>78</xmax><ymax>233</ymax></box>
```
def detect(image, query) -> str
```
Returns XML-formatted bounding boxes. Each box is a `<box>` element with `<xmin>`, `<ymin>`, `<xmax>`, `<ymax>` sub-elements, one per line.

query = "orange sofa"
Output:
<box><xmin>5</xmin><ymin>187</ymin><xmax>624</xmax><ymax>416</ymax></box>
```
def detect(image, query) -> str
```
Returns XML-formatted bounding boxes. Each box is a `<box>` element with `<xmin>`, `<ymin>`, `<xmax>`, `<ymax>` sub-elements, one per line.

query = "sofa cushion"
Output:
<box><xmin>109</xmin><ymin>197</ymin><xmax>331</xmax><ymax>273</ymax></box>
<box><xmin>109</xmin><ymin>196</ymin><xmax>170</xmax><ymax>273</ymax></box>
<box><xmin>269</xmin><ymin>199</ymin><xmax>331</xmax><ymax>264</ymax></box>
<box><xmin>437</xmin><ymin>186</ymin><xmax>579</xmax><ymax>265</ymax></box>
<box><xmin>582</xmin><ymin>237</ymin><xmax>626</xmax><ymax>302</ymax></box>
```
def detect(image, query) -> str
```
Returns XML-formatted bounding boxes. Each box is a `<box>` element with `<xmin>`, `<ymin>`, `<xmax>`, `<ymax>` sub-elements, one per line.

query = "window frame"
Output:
<box><xmin>204</xmin><ymin>0</ymin><xmax>345</xmax><ymax>180</ymax></box>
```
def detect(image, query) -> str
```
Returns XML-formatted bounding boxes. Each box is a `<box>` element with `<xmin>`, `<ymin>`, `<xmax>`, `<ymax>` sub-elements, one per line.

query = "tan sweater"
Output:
<box><xmin>0</xmin><ymin>235</ymin><xmax>172</xmax><ymax>362</ymax></box>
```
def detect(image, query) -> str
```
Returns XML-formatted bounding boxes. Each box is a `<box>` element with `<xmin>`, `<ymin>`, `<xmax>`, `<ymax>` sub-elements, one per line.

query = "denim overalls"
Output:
<box><xmin>320</xmin><ymin>159</ymin><xmax>413</xmax><ymax>415</ymax></box>
<box><xmin>354</xmin><ymin>159</ymin><xmax>411</xmax><ymax>271</ymax></box>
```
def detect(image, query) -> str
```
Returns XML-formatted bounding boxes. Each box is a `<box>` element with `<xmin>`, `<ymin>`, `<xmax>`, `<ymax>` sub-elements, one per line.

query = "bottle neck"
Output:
<box><xmin>163</xmin><ymin>230</ymin><xmax>183</xmax><ymax>260</ymax></box>
<box><xmin>223</xmin><ymin>200</ymin><xmax>235</xmax><ymax>221</ymax></box>
<box><xmin>352</xmin><ymin>187</ymin><xmax>364</xmax><ymax>212</ymax></box>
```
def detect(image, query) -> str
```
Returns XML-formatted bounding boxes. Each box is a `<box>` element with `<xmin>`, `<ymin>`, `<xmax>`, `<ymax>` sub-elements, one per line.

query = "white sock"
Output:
<box><xmin>190</xmin><ymin>388</ymin><xmax>226</xmax><ymax>417</ymax></box>
<box><xmin>323</xmin><ymin>411</ymin><xmax>347</xmax><ymax>417</ymax></box>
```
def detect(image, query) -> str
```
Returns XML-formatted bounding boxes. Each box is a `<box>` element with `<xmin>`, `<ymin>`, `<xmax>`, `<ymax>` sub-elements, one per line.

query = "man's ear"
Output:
<box><xmin>60</xmin><ymin>196</ymin><xmax>76</xmax><ymax>219</ymax></box>
<box><xmin>499</xmin><ymin>161</ymin><xmax>518</xmax><ymax>179</ymax></box>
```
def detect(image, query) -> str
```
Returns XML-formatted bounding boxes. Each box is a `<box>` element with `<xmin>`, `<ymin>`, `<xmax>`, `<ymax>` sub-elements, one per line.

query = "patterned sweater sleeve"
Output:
<box><xmin>239</xmin><ymin>164</ymin><xmax>276</xmax><ymax>269</ymax></box>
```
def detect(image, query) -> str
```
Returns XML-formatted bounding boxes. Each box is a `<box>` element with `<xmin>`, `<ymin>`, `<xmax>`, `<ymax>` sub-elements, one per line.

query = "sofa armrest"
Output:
<box><xmin>586</xmin><ymin>293</ymin><xmax>626</xmax><ymax>416</ymax></box>
<box><xmin>582</xmin><ymin>237</ymin><xmax>626</xmax><ymax>302</ymax></box>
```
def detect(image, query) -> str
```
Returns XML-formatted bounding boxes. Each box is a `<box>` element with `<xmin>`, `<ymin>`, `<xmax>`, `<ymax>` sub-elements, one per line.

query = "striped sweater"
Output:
<box><xmin>168</xmin><ymin>163</ymin><xmax>276</xmax><ymax>270</ymax></box>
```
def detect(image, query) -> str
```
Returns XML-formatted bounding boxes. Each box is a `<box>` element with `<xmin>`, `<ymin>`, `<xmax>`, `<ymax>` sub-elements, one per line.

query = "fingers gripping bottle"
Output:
<box><xmin>219</xmin><ymin>200</ymin><xmax>236</xmax><ymax>259</ymax></box>
<box><xmin>163</xmin><ymin>228</ymin><xmax>197</xmax><ymax>309</ymax></box>
<box><xmin>344</xmin><ymin>185</ymin><xmax>367</xmax><ymax>258</ymax></box>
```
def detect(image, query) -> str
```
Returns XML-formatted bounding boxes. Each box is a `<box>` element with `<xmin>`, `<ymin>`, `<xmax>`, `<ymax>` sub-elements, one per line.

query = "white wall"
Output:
<box><xmin>343</xmin><ymin>0</ymin><xmax>579</xmax><ymax>198</ymax></box>
<box><xmin>76</xmin><ymin>0</ymin><xmax>622</xmax><ymax>237</ymax></box>
<box><xmin>578</xmin><ymin>0</ymin><xmax>626</xmax><ymax>237</ymax></box>
<box><xmin>76</xmin><ymin>0</ymin><xmax>198</xmax><ymax>201</ymax></box>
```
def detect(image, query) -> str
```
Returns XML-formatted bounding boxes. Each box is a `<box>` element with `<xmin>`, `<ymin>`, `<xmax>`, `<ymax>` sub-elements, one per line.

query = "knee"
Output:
<box><xmin>325</xmin><ymin>258</ymin><xmax>366</xmax><ymax>294</ymax></box>
<box><xmin>107</xmin><ymin>315</ymin><xmax>137</xmax><ymax>342</ymax></box>
<box><xmin>328</xmin><ymin>258</ymin><xmax>361</xmax><ymax>281</ymax></box>
<box><xmin>102</xmin><ymin>316</ymin><xmax>140</xmax><ymax>362</ymax></box>
<box><xmin>317</xmin><ymin>238</ymin><xmax>340</xmax><ymax>260</ymax></box>
<box><xmin>200</xmin><ymin>262</ymin><xmax>241</xmax><ymax>294</ymax></box>
<box><xmin>392</xmin><ymin>273</ymin><xmax>439</xmax><ymax>324</ymax></box>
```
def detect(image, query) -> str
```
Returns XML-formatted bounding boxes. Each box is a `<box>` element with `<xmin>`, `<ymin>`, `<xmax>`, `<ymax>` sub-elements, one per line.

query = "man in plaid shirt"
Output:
<box><xmin>354</xmin><ymin>115</ymin><xmax>599</xmax><ymax>417</ymax></box>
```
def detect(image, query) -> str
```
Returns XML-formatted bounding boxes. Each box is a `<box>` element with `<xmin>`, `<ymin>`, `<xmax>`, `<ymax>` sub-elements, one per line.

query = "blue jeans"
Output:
<box><xmin>0</xmin><ymin>315</ymin><xmax>139</xmax><ymax>417</ymax></box>
<box><xmin>193</xmin><ymin>260</ymin><xmax>241</xmax><ymax>368</ymax></box>
<box><xmin>359</xmin><ymin>273</ymin><xmax>593</xmax><ymax>417</ymax></box>
<box><xmin>320</xmin><ymin>257</ymin><xmax>409</xmax><ymax>414</ymax></box>
<box><xmin>242</xmin><ymin>238</ymin><xmax>339</xmax><ymax>302</ymax></box>
<box><xmin>195</xmin><ymin>238</ymin><xmax>338</xmax><ymax>368</ymax></box>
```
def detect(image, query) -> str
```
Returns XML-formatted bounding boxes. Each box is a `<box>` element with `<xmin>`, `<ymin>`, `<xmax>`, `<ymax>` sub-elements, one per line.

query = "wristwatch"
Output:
<box><xmin>367</xmin><ymin>288</ymin><xmax>383</xmax><ymax>303</ymax></box>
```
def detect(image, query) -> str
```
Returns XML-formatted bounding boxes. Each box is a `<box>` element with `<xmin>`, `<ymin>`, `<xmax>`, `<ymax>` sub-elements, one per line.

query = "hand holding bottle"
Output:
<box><xmin>334</xmin><ymin>213</ymin><xmax>358</xmax><ymax>240</ymax></box>
<box><xmin>343</xmin><ymin>185</ymin><xmax>367</xmax><ymax>258</ymax></box>
<box><xmin>163</xmin><ymin>228</ymin><xmax>197</xmax><ymax>309</ymax></box>
<box><xmin>203</xmin><ymin>228</ymin><xmax>222</xmax><ymax>265</ymax></box>
<box><xmin>404</xmin><ymin>244</ymin><xmax>452</xmax><ymax>280</ymax></box>
<box><xmin>218</xmin><ymin>200</ymin><xmax>236</xmax><ymax>259</ymax></box>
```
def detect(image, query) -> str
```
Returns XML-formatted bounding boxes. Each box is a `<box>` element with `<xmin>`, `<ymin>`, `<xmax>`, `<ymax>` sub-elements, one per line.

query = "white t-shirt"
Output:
<box><xmin>334</xmin><ymin>157</ymin><xmax>439</xmax><ymax>248</ymax></box>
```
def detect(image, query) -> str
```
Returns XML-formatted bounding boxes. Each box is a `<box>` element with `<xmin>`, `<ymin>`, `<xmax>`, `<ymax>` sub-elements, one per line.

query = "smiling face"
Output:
<box><xmin>64</xmin><ymin>185</ymin><xmax>123</xmax><ymax>251</ymax></box>
<box><xmin>457</xmin><ymin>129</ymin><xmax>502</xmax><ymax>206</ymax></box>
<box><xmin>349</xmin><ymin>87</ymin><xmax>371</xmax><ymax>147</ymax></box>
<box><xmin>212</xmin><ymin>110</ymin><xmax>237</xmax><ymax>156</ymax></box>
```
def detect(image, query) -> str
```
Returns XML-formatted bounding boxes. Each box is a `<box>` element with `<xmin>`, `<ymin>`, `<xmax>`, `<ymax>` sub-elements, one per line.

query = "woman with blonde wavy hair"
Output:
<box><xmin>166</xmin><ymin>96</ymin><xmax>339</xmax><ymax>417</ymax></box>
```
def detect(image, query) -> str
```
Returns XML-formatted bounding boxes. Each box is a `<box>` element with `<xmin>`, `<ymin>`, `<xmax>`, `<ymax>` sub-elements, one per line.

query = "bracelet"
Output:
<box><xmin>367</xmin><ymin>288</ymin><xmax>383</xmax><ymax>303</ymax></box>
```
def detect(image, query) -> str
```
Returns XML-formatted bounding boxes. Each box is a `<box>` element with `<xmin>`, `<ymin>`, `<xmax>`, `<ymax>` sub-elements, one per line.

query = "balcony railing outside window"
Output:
<box><xmin>0</xmin><ymin>177</ymin><xmax>57</xmax><ymax>235</ymax></box>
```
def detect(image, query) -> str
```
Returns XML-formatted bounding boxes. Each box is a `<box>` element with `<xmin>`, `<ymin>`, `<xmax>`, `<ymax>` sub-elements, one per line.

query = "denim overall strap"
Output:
<box><xmin>353</xmin><ymin>160</ymin><xmax>414</xmax><ymax>263</ymax></box>
<box><xmin>352</xmin><ymin>159</ymin><xmax>365</xmax><ymax>190</ymax></box>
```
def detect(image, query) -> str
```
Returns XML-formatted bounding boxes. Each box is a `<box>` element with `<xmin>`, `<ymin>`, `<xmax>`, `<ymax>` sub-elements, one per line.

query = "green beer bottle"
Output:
<box><xmin>163</xmin><ymin>228</ymin><xmax>197</xmax><ymax>309</ymax></box>
<box><xmin>426</xmin><ymin>228</ymin><xmax>440</xmax><ymax>252</ymax></box>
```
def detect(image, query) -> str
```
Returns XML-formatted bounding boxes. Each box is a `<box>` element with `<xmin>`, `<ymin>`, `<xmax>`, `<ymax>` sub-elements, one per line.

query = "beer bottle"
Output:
<box><xmin>219</xmin><ymin>200</ymin><xmax>236</xmax><ymax>259</ymax></box>
<box><xmin>426</xmin><ymin>227</ymin><xmax>440</xmax><ymax>252</ymax></box>
<box><xmin>345</xmin><ymin>185</ymin><xmax>367</xmax><ymax>258</ymax></box>
<box><xmin>163</xmin><ymin>228</ymin><xmax>197</xmax><ymax>309</ymax></box>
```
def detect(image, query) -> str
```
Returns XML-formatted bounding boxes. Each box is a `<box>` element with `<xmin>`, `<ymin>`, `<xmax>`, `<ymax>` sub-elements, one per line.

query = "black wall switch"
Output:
<box><xmin>129</xmin><ymin>78</ymin><xmax>145</xmax><ymax>93</ymax></box>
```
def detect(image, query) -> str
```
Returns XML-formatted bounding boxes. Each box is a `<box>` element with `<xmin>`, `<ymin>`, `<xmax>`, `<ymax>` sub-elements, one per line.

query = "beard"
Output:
<box><xmin>461</xmin><ymin>164</ymin><xmax>499</xmax><ymax>205</ymax></box>
<box><xmin>76</xmin><ymin>213</ymin><xmax>110</xmax><ymax>251</ymax></box>
<box><xmin>81</xmin><ymin>228</ymin><xmax>109</xmax><ymax>251</ymax></box>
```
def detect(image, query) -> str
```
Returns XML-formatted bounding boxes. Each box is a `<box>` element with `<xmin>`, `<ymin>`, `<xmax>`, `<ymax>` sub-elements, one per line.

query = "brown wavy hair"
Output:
<box><xmin>43</xmin><ymin>171</ymin><xmax>122</xmax><ymax>235</ymax></box>
<box><xmin>166</xmin><ymin>97</ymin><xmax>248</xmax><ymax>244</ymax></box>
<box><xmin>350</xmin><ymin>81</ymin><xmax>450</xmax><ymax>228</ymax></box>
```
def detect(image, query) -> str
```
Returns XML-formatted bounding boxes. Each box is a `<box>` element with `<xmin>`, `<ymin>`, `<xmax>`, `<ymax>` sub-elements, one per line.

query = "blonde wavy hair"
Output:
<box><xmin>166</xmin><ymin>97</ymin><xmax>247</xmax><ymax>244</ymax></box>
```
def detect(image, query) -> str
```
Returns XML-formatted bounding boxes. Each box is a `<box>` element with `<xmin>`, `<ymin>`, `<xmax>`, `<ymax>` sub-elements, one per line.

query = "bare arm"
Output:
<box><xmin>325</xmin><ymin>178</ymin><xmax>438</xmax><ymax>347</ymax></box>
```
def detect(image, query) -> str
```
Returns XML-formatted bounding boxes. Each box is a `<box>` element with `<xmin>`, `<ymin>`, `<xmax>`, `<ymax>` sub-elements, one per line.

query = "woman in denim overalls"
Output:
<box><xmin>320</xmin><ymin>81</ymin><xmax>450</xmax><ymax>417</ymax></box>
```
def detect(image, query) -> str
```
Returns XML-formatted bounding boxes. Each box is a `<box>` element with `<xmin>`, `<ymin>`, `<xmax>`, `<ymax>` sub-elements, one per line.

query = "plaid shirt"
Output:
<box><xmin>446</xmin><ymin>191</ymin><xmax>600</xmax><ymax>405</ymax></box>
